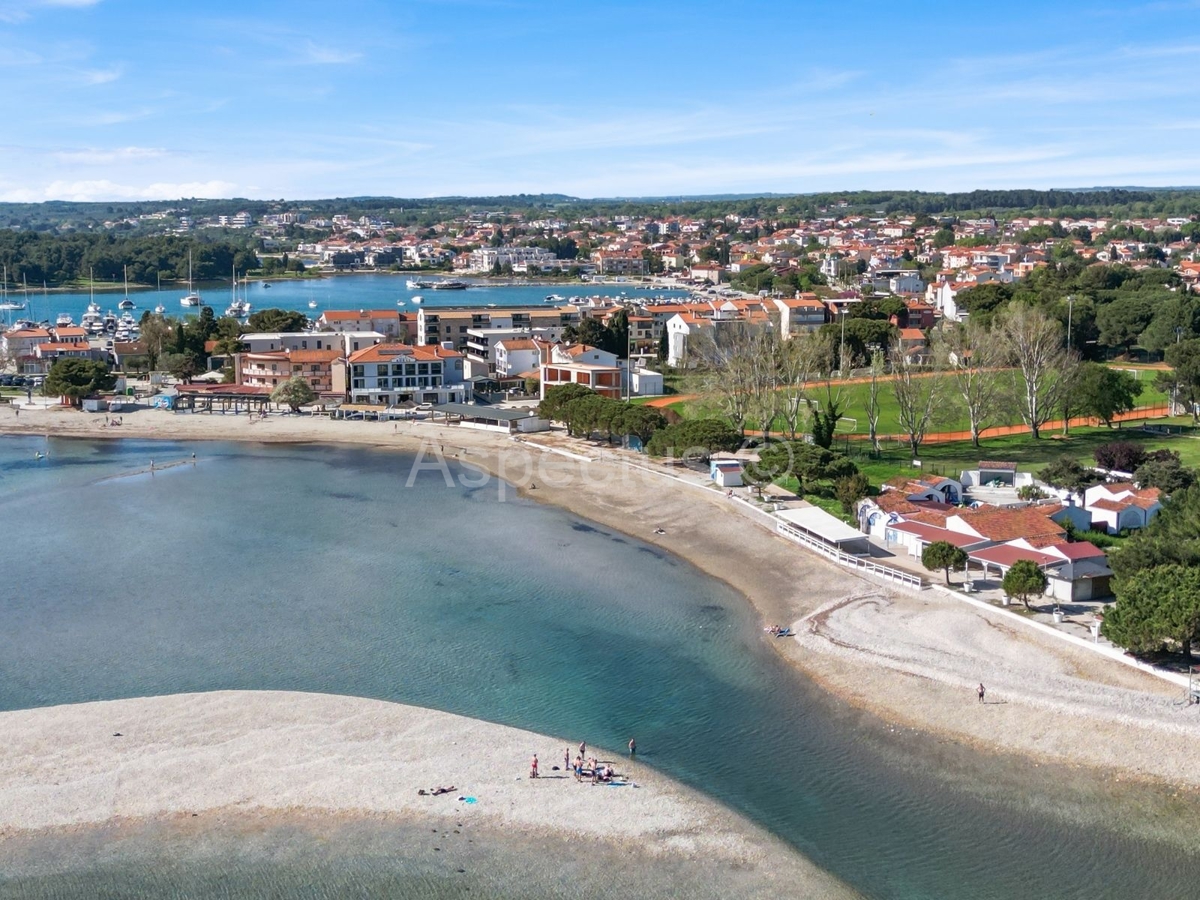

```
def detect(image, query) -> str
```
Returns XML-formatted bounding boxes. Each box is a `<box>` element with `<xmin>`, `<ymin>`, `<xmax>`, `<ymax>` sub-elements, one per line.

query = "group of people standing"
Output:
<box><xmin>529</xmin><ymin>738</ymin><xmax>636</xmax><ymax>782</ymax></box>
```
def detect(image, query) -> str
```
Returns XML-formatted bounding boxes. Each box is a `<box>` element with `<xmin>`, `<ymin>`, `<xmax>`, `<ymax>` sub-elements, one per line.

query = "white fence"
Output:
<box><xmin>776</xmin><ymin>520</ymin><xmax>925</xmax><ymax>591</ymax></box>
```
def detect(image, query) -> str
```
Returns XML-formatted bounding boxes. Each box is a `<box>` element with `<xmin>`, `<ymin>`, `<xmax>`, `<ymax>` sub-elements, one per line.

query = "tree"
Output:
<box><xmin>922</xmin><ymin>541</ymin><xmax>968</xmax><ymax>585</ymax></box>
<box><xmin>656</xmin><ymin>328</ymin><xmax>669</xmax><ymax>364</ymax></box>
<box><xmin>1096</xmin><ymin>295</ymin><xmax>1155</xmax><ymax>352</ymax></box>
<box><xmin>138</xmin><ymin>313</ymin><xmax>174</xmax><ymax>371</ymax></box>
<box><xmin>808</xmin><ymin>384</ymin><xmax>846</xmax><ymax>449</ymax></box>
<box><xmin>645</xmin><ymin>418</ymin><xmax>742</xmax><ymax>461</ymax></box>
<box><xmin>271</xmin><ymin>375</ymin><xmax>317</xmax><ymax>412</ymax></box>
<box><xmin>835</xmin><ymin>472</ymin><xmax>871</xmax><ymax>514</ymax></box>
<box><xmin>1094</xmin><ymin>441</ymin><xmax>1147</xmax><ymax>473</ymax></box>
<box><xmin>247</xmin><ymin>308</ymin><xmax>308</xmax><ymax>333</ymax></box>
<box><xmin>160</xmin><ymin>350</ymin><xmax>200</xmax><ymax>383</ymax></box>
<box><xmin>778</xmin><ymin>331</ymin><xmax>830</xmax><ymax>441</ymax></box>
<box><xmin>692</xmin><ymin>321</ymin><xmax>763</xmax><ymax>436</ymax></box>
<box><xmin>1163</xmin><ymin>338</ymin><xmax>1200</xmax><ymax>421</ymax></box>
<box><xmin>1002</xmin><ymin>559</ymin><xmax>1047</xmax><ymax>610</ymax></box>
<box><xmin>997</xmin><ymin>303</ymin><xmax>1072</xmax><ymax>439</ymax></box>
<box><xmin>938</xmin><ymin>321</ymin><xmax>1002</xmax><ymax>447</ymax></box>
<box><xmin>863</xmin><ymin>349</ymin><xmax>885</xmax><ymax>453</ymax></box>
<box><xmin>1134</xmin><ymin>454</ymin><xmax>1196</xmax><ymax>493</ymax></box>
<box><xmin>889</xmin><ymin>347</ymin><xmax>945</xmax><ymax>457</ymax></box>
<box><xmin>1037</xmin><ymin>456</ymin><xmax>1098</xmax><ymax>495</ymax></box>
<box><xmin>1110</xmin><ymin>484</ymin><xmax>1200</xmax><ymax>579</ymax></box>
<box><xmin>1102</xmin><ymin>564</ymin><xmax>1200</xmax><ymax>661</ymax></box>
<box><xmin>1074</xmin><ymin>363</ymin><xmax>1142</xmax><ymax>427</ymax></box>
<box><xmin>750</xmin><ymin>441</ymin><xmax>857</xmax><ymax>494</ymax></box>
<box><xmin>42</xmin><ymin>358</ymin><xmax>116</xmax><ymax>403</ymax></box>
<box><xmin>539</xmin><ymin>383</ymin><xmax>596</xmax><ymax>421</ymax></box>
<box><xmin>617</xmin><ymin>405</ymin><xmax>667</xmax><ymax>446</ymax></box>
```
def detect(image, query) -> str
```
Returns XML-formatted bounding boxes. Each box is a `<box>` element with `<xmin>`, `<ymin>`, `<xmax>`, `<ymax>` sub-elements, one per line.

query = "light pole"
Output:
<box><xmin>839</xmin><ymin>306</ymin><xmax>848</xmax><ymax>378</ymax></box>
<box><xmin>1066</xmin><ymin>294</ymin><xmax>1074</xmax><ymax>351</ymax></box>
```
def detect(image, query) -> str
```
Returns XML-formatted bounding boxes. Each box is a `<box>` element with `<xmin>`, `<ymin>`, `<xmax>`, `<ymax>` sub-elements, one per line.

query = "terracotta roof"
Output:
<box><xmin>968</xmin><ymin>544</ymin><xmax>1060</xmax><ymax>569</ymax></box>
<box><xmin>288</xmin><ymin>349</ymin><xmax>341</xmax><ymax>363</ymax></box>
<box><xmin>1046</xmin><ymin>541</ymin><xmax>1106</xmax><ymax>561</ymax></box>
<box><xmin>952</xmin><ymin>508</ymin><xmax>1065</xmax><ymax>542</ymax></box>
<box><xmin>888</xmin><ymin>521</ymin><xmax>982</xmax><ymax>548</ymax></box>
<box><xmin>347</xmin><ymin>342</ymin><xmax>461</xmax><ymax>364</ymax></box>
<box><xmin>496</xmin><ymin>338</ymin><xmax>538</xmax><ymax>351</ymax></box>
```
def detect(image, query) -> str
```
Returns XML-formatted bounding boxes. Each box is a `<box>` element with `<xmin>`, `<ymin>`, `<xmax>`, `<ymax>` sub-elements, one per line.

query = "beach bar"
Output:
<box><xmin>431</xmin><ymin>402</ymin><xmax>548</xmax><ymax>434</ymax></box>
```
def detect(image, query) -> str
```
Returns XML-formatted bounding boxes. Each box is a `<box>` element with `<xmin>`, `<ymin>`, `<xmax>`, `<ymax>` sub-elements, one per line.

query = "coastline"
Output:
<box><xmin>0</xmin><ymin>691</ymin><xmax>855</xmax><ymax>899</ymax></box>
<box><xmin>1</xmin><ymin>406</ymin><xmax>1198</xmax><ymax>796</ymax></box>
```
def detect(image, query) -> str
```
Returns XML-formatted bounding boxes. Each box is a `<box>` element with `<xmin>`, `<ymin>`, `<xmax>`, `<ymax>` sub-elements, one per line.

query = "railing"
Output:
<box><xmin>775</xmin><ymin>521</ymin><xmax>925</xmax><ymax>591</ymax></box>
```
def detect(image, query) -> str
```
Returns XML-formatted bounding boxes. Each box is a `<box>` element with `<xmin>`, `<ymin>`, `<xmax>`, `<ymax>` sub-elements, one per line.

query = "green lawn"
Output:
<box><xmin>654</xmin><ymin>371</ymin><xmax>1169</xmax><ymax>439</ymax></box>
<box><xmin>838</xmin><ymin>420</ymin><xmax>1200</xmax><ymax>486</ymax></box>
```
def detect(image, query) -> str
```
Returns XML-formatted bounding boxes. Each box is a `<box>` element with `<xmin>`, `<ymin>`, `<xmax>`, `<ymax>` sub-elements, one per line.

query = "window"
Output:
<box><xmin>417</xmin><ymin>363</ymin><xmax>428</xmax><ymax>374</ymax></box>
<box><xmin>301</xmin><ymin>340</ymin><xmax>308</xmax><ymax>349</ymax></box>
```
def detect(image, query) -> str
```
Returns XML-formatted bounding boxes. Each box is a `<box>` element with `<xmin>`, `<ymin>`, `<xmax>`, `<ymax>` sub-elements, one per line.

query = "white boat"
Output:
<box><xmin>224</xmin><ymin>264</ymin><xmax>251</xmax><ymax>317</ymax></box>
<box><xmin>55</xmin><ymin>313</ymin><xmax>74</xmax><ymax>327</ymax></box>
<box><xmin>395</xmin><ymin>298</ymin><xmax>405</xmax><ymax>306</ymax></box>
<box><xmin>407</xmin><ymin>278</ymin><xmax>432</xmax><ymax>290</ymax></box>
<box><xmin>308</xmin><ymin>299</ymin><xmax>318</xmax><ymax>309</ymax></box>
<box><xmin>410</xmin><ymin>295</ymin><xmax>423</xmax><ymax>305</ymax></box>
<box><xmin>102</xmin><ymin>312</ymin><xmax>117</xmax><ymax>334</ymax></box>
<box><xmin>154</xmin><ymin>304</ymin><xmax>166</xmax><ymax>315</ymax></box>
<box><xmin>180</xmin><ymin>250</ymin><xmax>202</xmax><ymax>307</ymax></box>
<box><xmin>118</xmin><ymin>299</ymin><xmax>134</xmax><ymax>310</ymax></box>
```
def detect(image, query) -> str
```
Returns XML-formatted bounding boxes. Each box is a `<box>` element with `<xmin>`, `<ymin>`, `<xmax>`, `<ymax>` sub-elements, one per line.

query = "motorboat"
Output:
<box><xmin>102</xmin><ymin>312</ymin><xmax>118</xmax><ymax>334</ymax></box>
<box><xmin>154</xmin><ymin>303</ymin><xmax>166</xmax><ymax>315</ymax></box>
<box><xmin>430</xmin><ymin>279</ymin><xmax>468</xmax><ymax>290</ymax></box>
<box><xmin>308</xmin><ymin>299</ymin><xmax>318</xmax><ymax>309</ymax></box>
<box><xmin>118</xmin><ymin>298</ymin><xmax>135</xmax><ymax>310</ymax></box>
<box><xmin>407</xmin><ymin>278</ymin><xmax>433</xmax><ymax>290</ymax></box>
<box><xmin>55</xmin><ymin>313</ymin><xmax>74</xmax><ymax>327</ymax></box>
<box><xmin>262</xmin><ymin>281</ymin><xmax>271</xmax><ymax>288</ymax></box>
<box><xmin>410</xmin><ymin>295</ymin><xmax>423</xmax><ymax>305</ymax></box>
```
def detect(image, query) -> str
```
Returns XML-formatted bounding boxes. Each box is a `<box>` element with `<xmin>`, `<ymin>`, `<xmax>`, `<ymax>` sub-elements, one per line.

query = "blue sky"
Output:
<box><xmin>2</xmin><ymin>0</ymin><xmax>1200</xmax><ymax>201</ymax></box>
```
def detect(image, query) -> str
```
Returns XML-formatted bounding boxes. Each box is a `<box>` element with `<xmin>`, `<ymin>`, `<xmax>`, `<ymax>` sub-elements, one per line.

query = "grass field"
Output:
<box><xmin>653</xmin><ymin>369</ymin><xmax>1170</xmax><ymax>439</ymax></box>
<box><xmin>836</xmin><ymin>420</ymin><xmax>1200</xmax><ymax>486</ymax></box>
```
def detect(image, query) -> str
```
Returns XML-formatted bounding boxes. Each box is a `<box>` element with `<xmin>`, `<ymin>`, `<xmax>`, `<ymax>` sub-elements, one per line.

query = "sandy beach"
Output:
<box><xmin>1</xmin><ymin>402</ymin><xmax>1198</xmax><ymax>802</ymax></box>
<box><xmin>0</xmin><ymin>691</ymin><xmax>854</xmax><ymax>898</ymax></box>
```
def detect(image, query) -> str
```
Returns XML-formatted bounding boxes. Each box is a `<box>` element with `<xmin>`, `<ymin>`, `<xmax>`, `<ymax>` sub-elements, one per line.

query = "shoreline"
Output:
<box><xmin>0</xmin><ymin>691</ymin><xmax>855</xmax><ymax>899</ymax></box>
<box><xmin>1</xmin><ymin>407</ymin><xmax>1198</xmax><ymax>796</ymax></box>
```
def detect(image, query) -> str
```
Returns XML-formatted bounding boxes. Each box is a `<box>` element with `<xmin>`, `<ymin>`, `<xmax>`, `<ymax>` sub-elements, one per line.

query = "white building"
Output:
<box><xmin>346</xmin><ymin>343</ymin><xmax>466</xmax><ymax>406</ymax></box>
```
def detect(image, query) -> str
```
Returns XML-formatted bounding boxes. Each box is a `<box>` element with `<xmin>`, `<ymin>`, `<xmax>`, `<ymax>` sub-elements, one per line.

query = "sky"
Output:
<box><xmin>3</xmin><ymin>0</ymin><xmax>1200</xmax><ymax>201</ymax></box>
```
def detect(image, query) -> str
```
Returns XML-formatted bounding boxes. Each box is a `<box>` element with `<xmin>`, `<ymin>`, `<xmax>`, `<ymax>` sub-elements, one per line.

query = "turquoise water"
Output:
<box><xmin>0</xmin><ymin>436</ymin><xmax>1196</xmax><ymax>899</ymax></box>
<box><xmin>5</xmin><ymin>275</ymin><xmax>686</xmax><ymax>325</ymax></box>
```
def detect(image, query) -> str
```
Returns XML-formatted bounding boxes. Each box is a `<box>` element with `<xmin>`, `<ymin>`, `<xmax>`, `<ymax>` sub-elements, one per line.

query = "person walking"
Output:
<box><xmin>977</xmin><ymin>683</ymin><xmax>986</xmax><ymax>704</ymax></box>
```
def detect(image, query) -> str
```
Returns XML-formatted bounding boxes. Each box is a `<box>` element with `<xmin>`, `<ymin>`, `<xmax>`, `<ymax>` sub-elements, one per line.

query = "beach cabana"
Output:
<box><xmin>777</xmin><ymin>506</ymin><xmax>871</xmax><ymax>555</ymax></box>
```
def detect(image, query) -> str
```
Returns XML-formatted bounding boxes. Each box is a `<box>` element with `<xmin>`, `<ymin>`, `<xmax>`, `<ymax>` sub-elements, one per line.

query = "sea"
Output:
<box><xmin>0</xmin><ymin>436</ymin><xmax>1197</xmax><ymax>899</ymax></box>
<box><xmin>1</xmin><ymin>274</ymin><xmax>689</xmax><ymax>326</ymax></box>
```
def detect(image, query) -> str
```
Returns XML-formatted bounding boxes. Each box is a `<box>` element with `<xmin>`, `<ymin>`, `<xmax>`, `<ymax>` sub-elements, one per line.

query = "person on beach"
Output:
<box><xmin>565</xmin><ymin>748</ymin><xmax>571</xmax><ymax>772</ymax></box>
<box><xmin>628</xmin><ymin>738</ymin><xmax>636</xmax><ymax>756</ymax></box>
<box><xmin>977</xmin><ymin>683</ymin><xmax>986</xmax><ymax>703</ymax></box>
<box><xmin>579</xmin><ymin>740</ymin><xmax>586</xmax><ymax>759</ymax></box>
<box><xmin>530</xmin><ymin>753</ymin><xmax>539</xmax><ymax>778</ymax></box>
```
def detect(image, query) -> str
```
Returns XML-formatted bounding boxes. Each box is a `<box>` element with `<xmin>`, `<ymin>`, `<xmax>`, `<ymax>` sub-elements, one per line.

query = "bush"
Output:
<box><xmin>1094</xmin><ymin>441</ymin><xmax>1147</xmax><ymax>473</ymax></box>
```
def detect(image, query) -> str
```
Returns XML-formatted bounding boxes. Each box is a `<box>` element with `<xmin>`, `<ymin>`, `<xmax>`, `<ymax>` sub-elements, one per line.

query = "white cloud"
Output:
<box><xmin>0</xmin><ymin>178</ymin><xmax>237</xmax><ymax>202</ymax></box>
<box><xmin>0</xmin><ymin>47</ymin><xmax>41</xmax><ymax>64</ymax></box>
<box><xmin>0</xmin><ymin>0</ymin><xmax>100</xmax><ymax>22</ymax></box>
<box><xmin>80</xmin><ymin>63</ymin><xmax>121</xmax><ymax>84</ymax></box>
<box><xmin>53</xmin><ymin>146</ymin><xmax>166</xmax><ymax>164</ymax></box>
<box><xmin>299</xmin><ymin>40</ymin><xmax>361</xmax><ymax>65</ymax></box>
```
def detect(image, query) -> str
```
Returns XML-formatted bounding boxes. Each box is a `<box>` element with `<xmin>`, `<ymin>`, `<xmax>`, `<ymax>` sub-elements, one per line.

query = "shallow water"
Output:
<box><xmin>0</xmin><ymin>436</ymin><xmax>1197</xmax><ymax>899</ymax></box>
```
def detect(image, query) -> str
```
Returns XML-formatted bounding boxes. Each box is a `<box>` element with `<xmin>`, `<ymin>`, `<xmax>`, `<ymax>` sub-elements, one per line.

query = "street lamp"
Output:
<box><xmin>1066</xmin><ymin>294</ymin><xmax>1074</xmax><ymax>350</ymax></box>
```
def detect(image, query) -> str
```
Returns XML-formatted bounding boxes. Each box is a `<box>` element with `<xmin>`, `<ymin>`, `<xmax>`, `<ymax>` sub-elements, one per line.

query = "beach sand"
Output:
<box><xmin>0</xmin><ymin>691</ymin><xmax>855</xmax><ymax>899</ymax></box>
<box><xmin>1</xmin><ymin>403</ymin><xmax>1198</xmax><ymax>798</ymax></box>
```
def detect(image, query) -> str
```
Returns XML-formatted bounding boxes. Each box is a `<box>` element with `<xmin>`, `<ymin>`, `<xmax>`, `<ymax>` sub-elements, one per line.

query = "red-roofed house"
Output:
<box><xmin>345</xmin><ymin>343</ymin><xmax>466</xmax><ymax>405</ymax></box>
<box><xmin>1082</xmin><ymin>483</ymin><xmax>1163</xmax><ymax>533</ymax></box>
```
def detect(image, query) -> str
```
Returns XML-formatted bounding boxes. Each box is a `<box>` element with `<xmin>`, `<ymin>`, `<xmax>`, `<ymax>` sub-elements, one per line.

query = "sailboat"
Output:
<box><xmin>82</xmin><ymin>268</ymin><xmax>104</xmax><ymax>334</ymax></box>
<box><xmin>119</xmin><ymin>266</ymin><xmax>135</xmax><ymax>310</ymax></box>
<box><xmin>154</xmin><ymin>272</ymin><xmax>166</xmax><ymax>314</ymax></box>
<box><xmin>225</xmin><ymin>265</ymin><xmax>251</xmax><ymax>318</ymax></box>
<box><xmin>0</xmin><ymin>265</ymin><xmax>25</xmax><ymax>311</ymax></box>
<box><xmin>180</xmin><ymin>250</ymin><xmax>203</xmax><ymax>307</ymax></box>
